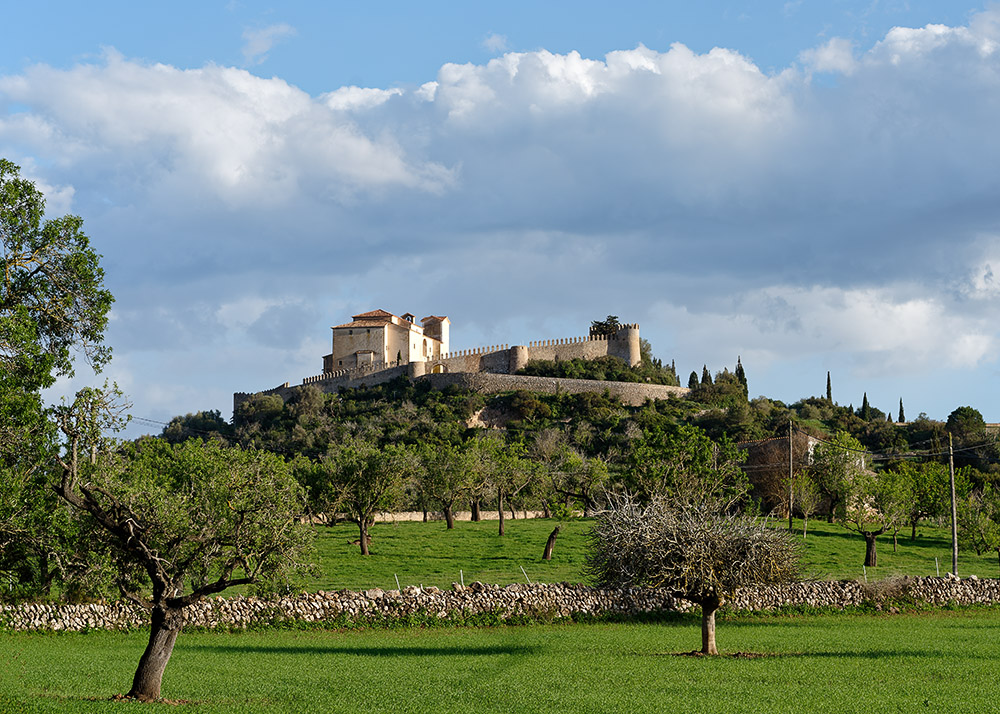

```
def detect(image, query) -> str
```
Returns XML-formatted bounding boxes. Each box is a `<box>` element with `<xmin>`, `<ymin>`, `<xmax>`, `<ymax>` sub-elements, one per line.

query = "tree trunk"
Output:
<box><xmin>802</xmin><ymin>517</ymin><xmax>808</xmax><ymax>539</ymax></box>
<box><xmin>542</xmin><ymin>501</ymin><xmax>552</xmax><ymax>518</ymax></box>
<box><xmin>701</xmin><ymin>596</ymin><xmax>721</xmax><ymax>655</ymax></box>
<box><xmin>542</xmin><ymin>526</ymin><xmax>561</xmax><ymax>560</ymax></box>
<box><xmin>892</xmin><ymin>531</ymin><xmax>898</xmax><ymax>552</ymax></box>
<box><xmin>911</xmin><ymin>519</ymin><xmax>918</xmax><ymax>541</ymax></box>
<box><xmin>471</xmin><ymin>500</ymin><xmax>481</xmax><ymax>522</ymax></box>
<box><xmin>359</xmin><ymin>520</ymin><xmax>370</xmax><ymax>556</ymax></box>
<box><xmin>498</xmin><ymin>491</ymin><xmax>505</xmax><ymax>536</ymax></box>
<box><xmin>128</xmin><ymin>606</ymin><xmax>183</xmax><ymax>701</ymax></box>
<box><xmin>444</xmin><ymin>505</ymin><xmax>455</xmax><ymax>529</ymax></box>
<box><xmin>510</xmin><ymin>504</ymin><xmax>517</xmax><ymax>520</ymax></box>
<box><xmin>864</xmin><ymin>532</ymin><xmax>878</xmax><ymax>567</ymax></box>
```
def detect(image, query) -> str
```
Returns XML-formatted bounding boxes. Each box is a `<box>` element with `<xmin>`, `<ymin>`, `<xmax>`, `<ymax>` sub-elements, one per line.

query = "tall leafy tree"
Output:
<box><xmin>826</xmin><ymin>371</ymin><xmax>832</xmax><ymax>402</ymax></box>
<box><xmin>898</xmin><ymin>399</ymin><xmax>905</xmax><ymax>424</ymax></box>
<box><xmin>1</xmin><ymin>158</ymin><xmax>114</xmax><ymax>598</ymax></box>
<box><xmin>53</xmin><ymin>388</ymin><xmax>313</xmax><ymax>701</ymax></box>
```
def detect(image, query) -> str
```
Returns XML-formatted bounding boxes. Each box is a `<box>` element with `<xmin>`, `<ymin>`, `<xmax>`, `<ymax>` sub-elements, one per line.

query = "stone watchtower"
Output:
<box><xmin>608</xmin><ymin>323</ymin><xmax>641</xmax><ymax>367</ymax></box>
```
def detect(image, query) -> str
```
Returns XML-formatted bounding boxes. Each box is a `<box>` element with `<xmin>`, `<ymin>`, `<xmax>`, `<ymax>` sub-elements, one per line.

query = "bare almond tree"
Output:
<box><xmin>587</xmin><ymin>494</ymin><xmax>800</xmax><ymax>655</ymax></box>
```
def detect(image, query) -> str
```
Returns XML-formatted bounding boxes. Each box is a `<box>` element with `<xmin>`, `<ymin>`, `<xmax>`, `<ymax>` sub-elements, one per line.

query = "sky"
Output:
<box><xmin>2</xmin><ymin>1</ymin><xmax>999</xmax><ymax>436</ymax></box>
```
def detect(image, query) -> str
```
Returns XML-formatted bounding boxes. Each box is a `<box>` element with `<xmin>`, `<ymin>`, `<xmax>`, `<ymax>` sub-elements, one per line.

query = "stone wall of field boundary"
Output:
<box><xmin>3</xmin><ymin>576</ymin><xmax>999</xmax><ymax>632</ymax></box>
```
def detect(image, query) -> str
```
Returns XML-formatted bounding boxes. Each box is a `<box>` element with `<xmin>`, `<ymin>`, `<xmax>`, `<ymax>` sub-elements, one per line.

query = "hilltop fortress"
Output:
<box><xmin>234</xmin><ymin>309</ymin><xmax>688</xmax><ymax>410</ymax></box>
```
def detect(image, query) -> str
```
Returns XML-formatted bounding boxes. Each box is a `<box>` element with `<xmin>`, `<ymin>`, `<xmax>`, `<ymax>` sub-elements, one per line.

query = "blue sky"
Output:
<box><xmin>3</xmin><ymin>1</ymin><xmax>999</xmax><ymax>435</ymax></box>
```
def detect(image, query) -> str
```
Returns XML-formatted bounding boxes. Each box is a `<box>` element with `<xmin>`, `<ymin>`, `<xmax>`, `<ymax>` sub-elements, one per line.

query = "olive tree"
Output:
<box><xmin>587</xmin><ymin>493</ymin><xmax>799</xmax><ymax>655</ymax></box>
<box><xmin>53</xmin><ymin>388</ymin><xmax>313</xmax><ymax>702</ymax></box>
<box><xmin>323</xmin><ymin>438</ymin><xmax>413</xmax><ymax>554</ymax></box>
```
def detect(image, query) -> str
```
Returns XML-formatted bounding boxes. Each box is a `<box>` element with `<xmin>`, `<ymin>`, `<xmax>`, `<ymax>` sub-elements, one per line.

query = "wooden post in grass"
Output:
<box><xmin>788</xmin><ymin>420</ymin><xmax>794</xmax><ymax>533</ymax></box>
<box><xmin>543</xmin><ymin>526</ymin><xmax>561</xmax><ymax>560</ymax></box>
<box><xmin>949</xmin><ymin>432</ymin><xmax>959</xmax><ymax>575</ymax></box>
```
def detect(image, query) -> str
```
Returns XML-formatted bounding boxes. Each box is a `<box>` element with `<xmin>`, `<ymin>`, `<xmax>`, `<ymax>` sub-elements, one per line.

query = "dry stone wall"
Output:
<box><xmin>4</xmin><ymin>576</ymin><xmax>999</xmax><ymax>632</ymax></box>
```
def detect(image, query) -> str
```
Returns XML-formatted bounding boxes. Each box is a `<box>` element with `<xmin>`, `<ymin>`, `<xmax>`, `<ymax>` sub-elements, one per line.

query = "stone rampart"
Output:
<box><xmin>4</xmin><ymin>577</ymin><xmax>998</xmax><ymax>632</ymax></box>
<box><xmin>422</xmin><ymin>372</ymin><xmax>688</xmax><ymax>406</ymax></box>
<box><xmin>235</xmin><ymin>364</ymin><xmax>411</xmax><ymax>410</ymax></box>
<box><xmin>235</xmin><ymin>364</ymin><xmax>687</xmax><ymax>412</ymax></box>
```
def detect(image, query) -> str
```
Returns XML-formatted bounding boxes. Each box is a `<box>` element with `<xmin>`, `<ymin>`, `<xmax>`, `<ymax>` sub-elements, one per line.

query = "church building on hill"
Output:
<box><xmin>323</xmin><ymin>309</ymin><xmax>450</xmax><ymax>372</ymax></box>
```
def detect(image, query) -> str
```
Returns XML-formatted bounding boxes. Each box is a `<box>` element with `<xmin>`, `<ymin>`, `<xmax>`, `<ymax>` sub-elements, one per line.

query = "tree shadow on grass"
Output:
<box><xmin>180</xmin><ymin>643</ymin><xmax>542</xmax><ymax>657</ymax></box>
<box><xmin>637</xmin><ymin>648</ymin><xmax>977</xmax><ymax>660</ymax></box>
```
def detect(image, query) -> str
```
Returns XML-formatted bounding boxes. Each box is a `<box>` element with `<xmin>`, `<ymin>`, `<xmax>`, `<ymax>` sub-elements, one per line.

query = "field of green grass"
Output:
<box><xmin>307</xmin><ymin>516</ymin><xmax>1000</xmax><ymax>592</ymax></box>
<box><xmin>3</xmin><ymin>609</ymin><xmax>998</xmax><ymax>712</ymax></box>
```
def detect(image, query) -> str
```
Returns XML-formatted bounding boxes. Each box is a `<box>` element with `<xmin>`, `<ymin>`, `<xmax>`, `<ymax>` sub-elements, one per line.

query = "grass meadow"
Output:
<box><xmin>308</xmin><ymin>516</ymin><xmax>1000</xmax><ymax>592</ymax></box>
<box><xmin>2</xmin><ymin>609</ymin><xmax>998</xmax><ymax>712</ymax></box>
<box><xmin>4</xmin><ymin>516</ymin><xmax>998</xmax><ymax>711</ymax></box>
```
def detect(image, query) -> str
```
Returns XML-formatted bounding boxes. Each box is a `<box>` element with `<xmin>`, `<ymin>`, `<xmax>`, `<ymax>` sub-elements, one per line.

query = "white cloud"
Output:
<box><xmin>0</xmin><ymin>49</ymin><xmax>452</xmax><ymax>210</ymax></box>
<box><xmin>650</xmin><ymin>285</ymin><xmax>996</xmax><ymax>377</ymax></box>
<box><xmin>799</xmin><ymin>37</ymin><xmax>857</xmax><ymax>74</ymax></box>
<box><xmin>241</xmin><ymin>23</ymin><xmax>296</xmax><ymax>66</ymax></box>
<box><xmin>482</xmin><ymin>32</ymin><xmax>509</xmax><ymax>54</ymax></box>
<box><xmin>322</xmin><ymin>86</ymin><xmax>404</xmax><ymax>111</ymax></box>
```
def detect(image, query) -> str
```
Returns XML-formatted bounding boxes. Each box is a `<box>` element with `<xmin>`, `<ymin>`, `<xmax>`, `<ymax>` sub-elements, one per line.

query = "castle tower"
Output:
<box><xmin>421</xmin><ymin>315</ymin><xmax>450</xmax><ymax>357</ymax></box>
<box><xmin>608</xmin><ymin>324</ymin><xmax>641</xmax><ymax>367</ymax></box>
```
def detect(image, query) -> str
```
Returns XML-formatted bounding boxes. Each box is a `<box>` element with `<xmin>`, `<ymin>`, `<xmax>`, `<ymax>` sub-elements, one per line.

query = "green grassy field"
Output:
<box><xmin>308</xmin><ymin>516</ymin><xmax>1000</xmax><ymax>592</ymax></box>
<box><xmin>2</xmin><ymin>609</ymin><xmax>998</xmax><ymax>712</ymax></box>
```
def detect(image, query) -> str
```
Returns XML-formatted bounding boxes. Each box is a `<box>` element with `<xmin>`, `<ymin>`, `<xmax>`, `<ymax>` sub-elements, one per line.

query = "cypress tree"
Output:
<box><xmin>826</xmin><ymin>371</ymin><xmax>832</xmax><ymax>402</ymax></box>
<box><xmin>735</xmin><ymin>356</ymin><xmax>748</xmax><ymax>397</ymax></box>
<box><xmin>861</xmin><ymin>392</ymin><xmax>871</xmax><ymax>421</ymax></box>
<box><xmin>701</xmin><ymin>365</ymin><xmax>713</xmax><ymax>386</ymax></box>
<box><xmin>688</xmin><ymin>371</ymin><xmax>699</xmax><ymax>390</ymax></box>
<box><xmin>898</xmin><ymin>399</ymin><xmax>905</xmax><ymax>423</ymax></box>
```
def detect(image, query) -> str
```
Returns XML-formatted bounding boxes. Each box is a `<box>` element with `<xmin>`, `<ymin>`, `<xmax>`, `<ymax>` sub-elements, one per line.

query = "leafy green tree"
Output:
<box><xmin>416</xmin><ymin>442</ymin><xmax>475</xmax><ymax>529</ymax></box>
<box><xmin>826</xmin><ymin>372</ymin><xmax>832</xmax><ymax>402</ymax></box>
<box><xmin>1</xmin><ymin>158</ymin><xmax>114</xmax><ymax>599</ymax></box>
<box><xmin>701</xmin><ymin>365</ymin><xmax>713</xmax><ymax>386</ymax></box>
<box><xmin>589</xmin><ymin>315</ymin><xmax>621</xmax><ymax>336</ymax></box>
<box><xmin>959</xmin><ymin>484</ymin><xmax>1000</xmax><ymax>575</ymax></box>
<box><xmin>323</xmin><ymin>438</ymin><xmax>413</xmax><ymax>553</ymax></box>
<box><xmin>624</xmin><ymin>424</ymin><xmax>747</xmax><ymax>506</ymax></box>
<box><xmin>688</xmin><ymin>371</ymin><xmax>699</xmax><ymax>390</ymax></box>
<box><xmin>813</xmin><ymin>433</ymin><xmax>908</xmax><ymax>567</ymax></box>
<box><xmin>898</xmin><ymin>399</ymin><xmax>905</xmax><ymax>424</ymax></box>
<box><xmin>811</xmin><ymin>431</ymin><xmax>865</xmax><ymax>523</ymax></box>
<box><xmin>161</xmin><ymin>410</ymin><xmax>233</xmax><ymax>444</ymax></box>
<box><xmin>469</xmin><ymin>433</ymin><xmax>536</xmax><ymax>536</ymax></box>
<box><xmin>892</xmin><ymin>461</ymin><xmax>947</xmax><ymax>540</ymax></box>
<box><xmin>947</xmin><ymin>406</ymin><xmax>986</xmax><ymax>439</ymax></box>
<box><xmin>53</xmin><ymin>388</ymin><xmax>312</xmax><ymax>702</ymax></box>
<box><xmin>860</xmin><ymin>393</ymin><xmax>871</xmax><ymax>422</ymax></box>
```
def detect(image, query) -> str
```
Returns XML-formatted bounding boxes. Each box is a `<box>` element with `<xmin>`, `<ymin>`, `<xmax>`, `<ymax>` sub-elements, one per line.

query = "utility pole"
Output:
<box><xmin>788</xmin><ymin>420</ymin><xmax>794</xmax><ymax>533</ymax></box>
<box><xmin>949</xmin><ymin>432</ymin><xmax>958</xmax><ymax>576</ymax></box>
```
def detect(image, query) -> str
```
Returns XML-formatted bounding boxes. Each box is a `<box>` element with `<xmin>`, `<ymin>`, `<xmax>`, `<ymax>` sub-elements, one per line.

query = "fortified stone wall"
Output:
<box><xmin>422</xmin><ymin>372</ymin><xmax>688</xmax><ymax>406</ymax></box>
<box><xmin>235</xmin><ymin>359</ymin><xmax>686</xmax><ymax>412</ymax></box>
<box><xmin>4</xmin><ymin>576</ymin><xmax>997</xmax><ymax>632</ymax></box>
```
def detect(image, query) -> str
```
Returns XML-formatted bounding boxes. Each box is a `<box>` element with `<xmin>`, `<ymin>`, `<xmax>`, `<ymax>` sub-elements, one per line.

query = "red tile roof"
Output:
<box><xmin>332</xmin><ymin>319</ymin><xmax>392</xmax><ymax>329</ymax></box>
<box><xmin>352</xmin><ymin>309</ymin><xmax>394</xmax><ymax>319</ymax></box>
